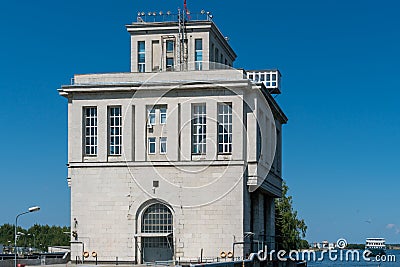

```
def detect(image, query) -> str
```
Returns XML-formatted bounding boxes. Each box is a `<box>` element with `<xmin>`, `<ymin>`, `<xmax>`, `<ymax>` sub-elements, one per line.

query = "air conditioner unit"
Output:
<box><xmin>147</xmin><ymin>124</ymin><xmax>153</xmax><ymax>129</ymax></box>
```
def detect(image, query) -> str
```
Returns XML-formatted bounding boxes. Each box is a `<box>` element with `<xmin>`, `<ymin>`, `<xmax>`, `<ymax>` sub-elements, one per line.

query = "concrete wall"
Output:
<box><xmin>209</xmin><ymin>33</ymin><xmax>234</xmax><ymax>68</ymax></box>
<box><xmin>70</xmin><ymin>164</ymin><xmax>245</xmax><ymax>262</ymax></box>
<box><xmin>129</xmin><ymin>28</ymin><xmax>211</xmax><ymax>72</ymax></box>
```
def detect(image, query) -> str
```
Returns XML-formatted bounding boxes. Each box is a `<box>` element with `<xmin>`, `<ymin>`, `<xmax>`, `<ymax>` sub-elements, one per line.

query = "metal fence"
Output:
<box><xmin>0</xmin><ymin>258</ymin><xmax>69</xmax><ymax>267</ymax></box>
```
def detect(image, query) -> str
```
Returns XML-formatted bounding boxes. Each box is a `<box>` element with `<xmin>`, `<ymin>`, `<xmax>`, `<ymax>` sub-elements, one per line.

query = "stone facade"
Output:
<box><xmin>59</xmin><ymin>16</ymin><xmax>287</xmax><ymax>263</ymax></box>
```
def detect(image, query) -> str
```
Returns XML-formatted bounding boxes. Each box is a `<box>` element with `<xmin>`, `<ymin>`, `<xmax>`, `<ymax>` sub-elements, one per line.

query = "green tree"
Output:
<box><xmin>275</xmin><ymin>181</ymin><xmax>307</xmax><ymax>251</ymax></box>
<box><xmin>0</xmin><ymin>224</ymin><xmax>22</xmax><ymax>246</ymax></box>
<box><xmin>27</xmin><ymin>224</ymin><xmax>70</xmax><ymax>251</ymax></box>
<box><xmin>0</xmin><ymin>224</ymin><xmax>70</xmax><ymax>252</ymax></box>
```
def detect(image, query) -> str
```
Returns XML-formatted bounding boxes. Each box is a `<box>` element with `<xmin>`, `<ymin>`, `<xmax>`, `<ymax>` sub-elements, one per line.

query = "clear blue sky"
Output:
<box><xmin>0</xmin><ymin>0</ymin><xmax>399</xmax><ymax>244</ymax></box>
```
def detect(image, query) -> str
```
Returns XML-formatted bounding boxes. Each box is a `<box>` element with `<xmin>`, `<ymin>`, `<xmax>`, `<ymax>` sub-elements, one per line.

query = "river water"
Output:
<box><xmin>306</xmin><ymin>250</ymin><xmax>400</xmax><ymax>266</ymax></box>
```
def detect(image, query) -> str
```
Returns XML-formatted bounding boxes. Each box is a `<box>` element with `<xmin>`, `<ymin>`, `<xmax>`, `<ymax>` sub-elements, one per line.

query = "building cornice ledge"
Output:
<box><xmin>68</xmin><ymin>160</ymin><xmax>246</xmax><ymax>168</ymax></box>
<box><xmin>58</xmin><ymin>79</ymin><xmax>250</xmax><ymax>96</ymax></box>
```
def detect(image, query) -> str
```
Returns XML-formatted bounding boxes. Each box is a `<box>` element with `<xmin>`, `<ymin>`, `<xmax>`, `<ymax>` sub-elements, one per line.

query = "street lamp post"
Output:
<box><xmin>15</xmin><ymin>206</ymin><xmax>40</xmax><ymax>267</ymax></box>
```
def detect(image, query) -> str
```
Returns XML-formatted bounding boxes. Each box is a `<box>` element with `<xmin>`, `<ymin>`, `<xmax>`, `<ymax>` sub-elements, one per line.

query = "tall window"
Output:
<box><xmin>166</xmin><ymin>40</ymin><xmax>174</xmax><ymax>71</ymax></box>
<box><xmin>195</xmin><ymin>39</ymin><xmax>203</xmax><ymax>70</ymax></box>
<box><xmin>192</xmin><ymin>104</ymin><xmax>206</xmax><ymax>154</ymax></box>
<box><xmin>148</xmin><ymin>137</ymin><xmax>156</xmax><ymax>154</ymax></box>
<box><xmin>148</xmin><ymin>108</ymin><xmax>156</xmax><ymax>125</ymax></box>
<box><xmin>84</xmin><ymin>107</ymin><xmax>97</xmax><ymax>155</ymax></box>
<box><xmin>276</xmin><ymin>129</ymin><xmax>281</xmax><ymax>172</ymax></box>
<box><xmin>166</xmin><ymin>40</ymin><xmax>174</xmax><ymax>52</ymax></box>
<box><xmin>211</xmin><ymin>43</ymin><xmax>214</xmax><ymax>62</ymax></box>
<box><xmin>160</xmin><ymin>137</ymin><xmax>167</xmax><ymax>154</ymax></box>
<box><xmin>218</xmin><ymin>103</ymin><xmax>232</xmax><ymax>154</ymax></box>
<box><xmin>138</xmin><ymin>41</ymin><xmax>145</xmax><ymax>72</ymax></box>
<box><xmin>160</xmin><ymin>107</ymin><xmax>167</xmax><ymax>124</ymax></box>
<box><xmin>256</xmin><ymin>123</ymin><xmax>262</xmax><ymax>161</ymax></box>
<box><xmin>109</xmin><ymin>106</ymin><xmax>122</xmax><ymax>155</ymax></box>
<box><xmin>166</xmin><ymin>57</ymin><xmax>174</xmax><ymax>70</ymax></box>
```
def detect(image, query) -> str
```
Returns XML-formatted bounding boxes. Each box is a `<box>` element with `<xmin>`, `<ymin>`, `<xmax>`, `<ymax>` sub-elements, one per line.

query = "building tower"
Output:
<box><xmin>58</xmin><ymin>10</ymin><xmax>287</xmax><ymax>264</ymax></box>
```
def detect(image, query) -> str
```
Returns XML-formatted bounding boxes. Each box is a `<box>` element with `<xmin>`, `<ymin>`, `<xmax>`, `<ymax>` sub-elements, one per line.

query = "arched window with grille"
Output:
<box><xmin>141</xmin><ymin>203</ymin><xmax>173</xmax><ymax>262</ymax></box>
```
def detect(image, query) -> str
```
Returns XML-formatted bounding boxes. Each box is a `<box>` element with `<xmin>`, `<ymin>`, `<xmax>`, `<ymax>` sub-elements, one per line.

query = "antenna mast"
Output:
<box><xmin>177</xmin><ymin>9</ymin><xmax>182</xmax><ymax>71</ymax></box>
<box><xmin>178</xmin><ymin>7</ymin><xmax>188</xmax><ymax>71</ymax></box>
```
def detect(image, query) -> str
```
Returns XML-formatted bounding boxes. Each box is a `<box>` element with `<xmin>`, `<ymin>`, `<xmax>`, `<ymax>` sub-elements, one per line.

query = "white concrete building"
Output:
<box><xmin>58</xmin><ymin>11</ymin><xmax>287</xmax><ymax>264</ymax></box>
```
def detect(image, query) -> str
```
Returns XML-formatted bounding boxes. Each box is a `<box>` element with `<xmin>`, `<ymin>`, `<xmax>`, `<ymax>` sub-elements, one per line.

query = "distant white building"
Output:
<box><xmin>59</xmin><ymin>10</ymin><xmax>287</xmax><ymax>263</ymax></box>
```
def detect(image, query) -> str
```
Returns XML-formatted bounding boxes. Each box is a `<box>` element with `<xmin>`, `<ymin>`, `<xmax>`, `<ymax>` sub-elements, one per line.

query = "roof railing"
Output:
<box><xmin>135</xmin><ymin>10</ymin><xmax>213</xmax><ymax>23</ymax></box>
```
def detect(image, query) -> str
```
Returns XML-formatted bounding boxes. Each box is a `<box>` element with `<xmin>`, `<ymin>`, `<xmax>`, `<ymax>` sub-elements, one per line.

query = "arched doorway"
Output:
<box><xmin>141</xmin><ymin>203</ymin><xmax>173</xmax><ymax>262</ymax></box>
